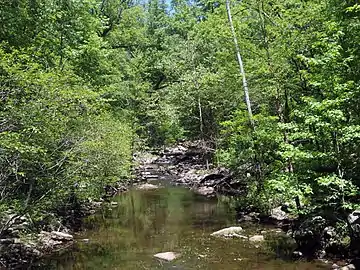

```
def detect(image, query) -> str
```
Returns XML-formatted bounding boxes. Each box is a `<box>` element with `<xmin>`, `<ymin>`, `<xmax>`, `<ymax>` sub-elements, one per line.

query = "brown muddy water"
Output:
<box><xmin>37</xmin><ymin>186</ymin><xmax>330</xmax><ymax>270</ymax></box>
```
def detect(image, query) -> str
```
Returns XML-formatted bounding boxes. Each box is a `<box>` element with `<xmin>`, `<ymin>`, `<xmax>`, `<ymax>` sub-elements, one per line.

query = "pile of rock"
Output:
<box><xmin>289</xmin><ymin>209</ymin><xmax>360</xmax><ymax>261</ymax></box>
<box><xmin>134</xmin><ymin>141</ymin><xmax>246</xmax><ymax>198</ymax></box>
<box><xmin>0</xmin><ymin>212</ymin><xmax>74</xmax><ymax>268</ymax></box>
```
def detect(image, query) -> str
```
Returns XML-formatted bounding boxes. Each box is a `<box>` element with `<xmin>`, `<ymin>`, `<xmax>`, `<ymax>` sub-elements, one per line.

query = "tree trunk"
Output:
<box><xmin>226</xmin><ymin>0</ymin><xmax>254</xmax><ymax>129</ymax></box>
<box><xmin>198</xmin><ymin>96</ymin><xmax>204</xmax><ymax>138</ymax></box>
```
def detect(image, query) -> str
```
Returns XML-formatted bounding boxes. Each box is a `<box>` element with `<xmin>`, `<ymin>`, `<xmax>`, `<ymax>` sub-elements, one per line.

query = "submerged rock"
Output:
<box><xmin>154</xmin><ymin>252</ymin><xmax>180</xmax><ymax>261</ymax></box>
<box><xmin>249</xmin><ymin>235</ymin><xmax>265</xmax><ymax>242</ymax></box>
<box><xmin>211</xmin><ymin>227</ymin><xmax>243</xmax><ymax>237</ymax></box>
<box><xmin>136</xmin><ymin>183</ymin><xmax>159</xmax><ymax>190</ymax></box>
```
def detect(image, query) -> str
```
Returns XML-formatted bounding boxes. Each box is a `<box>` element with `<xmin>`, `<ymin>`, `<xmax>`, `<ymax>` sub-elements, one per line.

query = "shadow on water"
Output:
<box><xmin>36</xmin><ymin>186</ymin><xmax>329</xmax><ymax>270</ymax></box>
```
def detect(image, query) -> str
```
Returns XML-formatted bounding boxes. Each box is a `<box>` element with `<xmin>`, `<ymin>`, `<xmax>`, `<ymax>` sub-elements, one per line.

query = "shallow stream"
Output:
<box><xmin>39</xmin><ymin>186</ymin><xmax>329</xmax><ymax>269</ymax></box>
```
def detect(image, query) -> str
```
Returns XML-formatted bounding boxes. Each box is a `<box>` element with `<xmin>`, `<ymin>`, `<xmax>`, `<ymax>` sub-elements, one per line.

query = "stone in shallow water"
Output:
<box><xmin>136</xmin><ymin>183</ymin><xmax>159</xmax><ymax>190</ymax></box>
<box><xmin>249</xmin><ymin>235</ymin><xmax>264</xmax><ymax>242</ymax></box>
<box><xmin>154</xmin><ymin>252</ymin><xmax>180</xmax><ymax>261</ymax></box>
<box><xmin>210</xmin><ymin>226</ymin><xmax>243</xmax><ymax>237</ymax></box>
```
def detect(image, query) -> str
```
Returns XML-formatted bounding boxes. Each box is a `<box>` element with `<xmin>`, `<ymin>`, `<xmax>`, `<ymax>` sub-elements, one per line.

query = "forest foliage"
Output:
<box><xmin>0</xmin><ymin>0</ymin><xmax>360</xmax><ymax>231</ymax></box>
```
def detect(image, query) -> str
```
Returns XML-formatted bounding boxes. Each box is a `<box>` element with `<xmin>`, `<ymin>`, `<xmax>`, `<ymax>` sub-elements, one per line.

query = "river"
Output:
<box><xmin>37</xmin><ymin>185</ymin><xmax>329</xmax><ymax>269</ymax></box>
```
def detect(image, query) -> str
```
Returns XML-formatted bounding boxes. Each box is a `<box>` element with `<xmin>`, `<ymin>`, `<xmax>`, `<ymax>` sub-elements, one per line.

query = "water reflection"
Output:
<box><xmin>40</xmin><ymin>187</ymin><xmax>328</xmax><ymax>270</ymax></box>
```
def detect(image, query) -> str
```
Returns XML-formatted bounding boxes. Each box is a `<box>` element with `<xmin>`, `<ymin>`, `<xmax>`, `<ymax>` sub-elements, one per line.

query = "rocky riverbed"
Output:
<box><xmin>132</xmin><ymin>141</ymin><xmax>360</xmax><ymax>269</ymax></box>
<box><xmin>133</xmin><ymin>140</ymin><xmax>245</xmax><ymax>197</ymax></box>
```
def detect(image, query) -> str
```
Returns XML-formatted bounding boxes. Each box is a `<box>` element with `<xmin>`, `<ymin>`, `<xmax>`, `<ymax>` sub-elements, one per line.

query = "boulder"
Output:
<box><xmin>249</xmin><ymin>235</ymin><xmax>265</xmax><ymax>242</ymax></box>
<box><xmin>293</xmin><ymin>216</ymin><xmax>326</xmax><ymax>256</ymax></box>
<box><xmin>348</xmin><ymin>210</ymin><xmax>360</xmax><ymax>225</ymax></box>
<box><xmin>154</xmin><ymin>252</ymin><xmax>180</xmax><ymax>261</ymax></box>
<box><xmin>211</xmin><ymin>227</ymin><xmax>243</xmax><ymax>237</ymax></box>
<box><xmin>270</xmin><ymin>206</ymin><xmax>289</xmax><ymax>221</ymax></box>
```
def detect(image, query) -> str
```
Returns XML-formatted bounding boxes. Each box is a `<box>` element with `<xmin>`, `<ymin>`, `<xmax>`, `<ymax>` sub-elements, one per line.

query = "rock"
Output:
<box><xmin>144</xmin><ymin>175</ymin><xmax>159</xmax><ymax>179</ymax></box>
<box><xmin>210</xmin><ymin>227</ymin><xmax>243</xmax><ymax>237</ymax></box>
<box><xmin>249</xmin><ymin>235</ymin><xmax>265</xmax><ymax>242</ymax></box>
<box><xmin>32</xmin><ymin>249</ymin><xmax>41</xmax><ymax>257</ymax></box>
<box><xmin>200</xmin><ymin>172</ymin><xmax>228</xmax><ymax>184</ymax></box>
<box><xmin>238</xmin><ymin>215</ymin><xmax>255</xmax><ymax>222</ymax></box>
<box><xmin>136</xmin><ymin>183</ymin><xmax>159</xmax><ymax>190</ymax></box>
<box><xmin>332</xmin><ymin>263</ymin><xmax>340</xmax><ymax>269</ymax></box>
<box><xmin>348</xmin><ymin>210</ymin><xmax>360</xmax><ymax>224</ymax></box>
<box><xmin>270</xmin><ymin>206</ymin><xmax>289</xmax><ymax>221</ymax></box>
<box><xmin>39</xmin><ymin>231</ymin><xmax>50</xmax><ymax>237</ymax></box>
<box><xmin>194</xmin><ymin>186</ymin><xmax>214</xmax><ymax>196</ymax></box>
<box><xmin>14</xmin><ymin>238</ymin><xmax>22</xmax><ymax>244</ymax></box>
<box><xmin>50</xmin><ymin>231</ymin><xmax>73</xmax><ymax>241</ymax></box>
<box><xmin>47</xmin><ymin>239</ymin><xmax>63</xmax><ymax>247</ymax></box>
<box><xmin>340</xmin><ymin>264</ymin><xmax>356</xmax><ymax>270</ymax></box>
<box><xmin>317</xmin><ymin>249</ymin><xmax>326</xmax><ymax>259</ymax></box>
<box><xmin>154</xmin><ymin>252</ymin><xmax>180</xmax><ymax>261</ymax></box>
<box><xmin>293</xmin><ymin>216</ymin><xmax>327</xmax><ymax>256</ymax></box>
<box><xmin>92</xmin><ymin>201</ymin><xmax>102</xmax><ymax>207</ymax></box>
<box><xmin>238</xmin><ymin>212</ymin><xmax>260</xmax><ymax>223</ymax></box>
<box><xmin>8</xmin><ymin>229</ymin><xmax>20</xmax><ymax>237</ymax></box>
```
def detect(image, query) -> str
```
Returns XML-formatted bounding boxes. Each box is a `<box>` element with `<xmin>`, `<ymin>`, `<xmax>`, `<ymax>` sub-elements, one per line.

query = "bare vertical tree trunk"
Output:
<box><xmin>226</xmin><ymin>0</ymin><xmax>254</xmax><ymax>129</ymax></box>
<box><xmin>198</xmin><ymin>96</ymin><xmax>203</xmax><ymax>138</ymax></box>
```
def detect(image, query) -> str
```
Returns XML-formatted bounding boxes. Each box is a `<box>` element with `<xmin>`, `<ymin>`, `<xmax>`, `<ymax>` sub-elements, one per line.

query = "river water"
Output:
<box><xmin>39</xmin><ymin>186</ymin><xmax>329</xmax><ymax>269</ymax></box>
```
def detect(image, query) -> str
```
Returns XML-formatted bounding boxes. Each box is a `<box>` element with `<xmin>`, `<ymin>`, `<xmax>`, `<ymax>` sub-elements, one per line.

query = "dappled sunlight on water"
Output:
<box><xmin>40</xmin><ymin>187</ymin><xmax>329</xmax><ymax>270</ymax></box>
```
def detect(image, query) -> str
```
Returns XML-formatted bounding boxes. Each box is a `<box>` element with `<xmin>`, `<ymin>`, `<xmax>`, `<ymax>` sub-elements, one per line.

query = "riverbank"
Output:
<box><xmin>0</xmin><ymin>184</ymin><xmax>129</xmax><ymax>268</ymax></box>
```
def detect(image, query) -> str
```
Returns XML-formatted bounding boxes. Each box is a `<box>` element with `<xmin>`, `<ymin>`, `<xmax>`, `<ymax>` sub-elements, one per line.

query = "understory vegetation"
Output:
<box><xmin>1</xmin><ymin>0</ymin><xmax>360</xmax><ymax>258</ymax></box>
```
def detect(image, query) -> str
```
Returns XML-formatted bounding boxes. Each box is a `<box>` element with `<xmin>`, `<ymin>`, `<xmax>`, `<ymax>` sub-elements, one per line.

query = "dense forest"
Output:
<box><xmin>1</xmin><ymin>0</ymin><xmax>360</xmax><ymax>264</ymax></box>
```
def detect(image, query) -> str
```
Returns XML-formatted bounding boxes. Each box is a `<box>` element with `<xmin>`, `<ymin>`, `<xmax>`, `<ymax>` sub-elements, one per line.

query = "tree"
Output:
<box><xmin>225</xmin><ymin>0</ymin><xmax>254</xmax><ymax>128</ymax></box>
